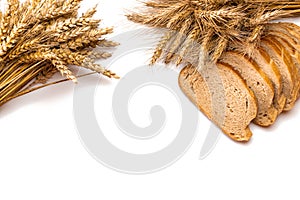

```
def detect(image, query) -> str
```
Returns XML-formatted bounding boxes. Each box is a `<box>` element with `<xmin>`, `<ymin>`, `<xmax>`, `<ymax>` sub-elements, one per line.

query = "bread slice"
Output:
<box><xmin>231</xmin><ymin>43</ymin><xmax>285</xmax><ymax>113</ymax></box>
<box><xmin>260</xmin><ymin>38</ymin><xmax>296</xmax><ymax>111</ymax></box>
<box><xmin>267</xmin><ymin>23</ymin><xmax>300</xmax><ymax>51</ymax></box>
<box><xmin>278</xmin><ymin>22</ymin><xmax>300</xmax><ymax>98</ymax></box>
<box><xmin>255</xmin><ymin>48</ymin><xmax>287</xmax><ymax>113</ymax></box>
<box><xmin>266</xmin><ymin>33</ymin><xmax>300</xmax><ymax>108</ymax></box>
<box><xmin>278</xmin><ymin>22</ymin><xmax>300</xmax><ymax>55</ymax></box>
<box><xmin>264</xmin><ymin>25</ymin><xmax>300</xmax><ymax>79</ymax></box>
<box><xmin>178</xmin><ymin>64</ymin><xmax>257</xmax><ymax>142</ymax></box>
<box><xmin>280</xmin><ymin>23</ymin><xmax>300</xmax><ymax>49</ymax></box>
<box><xmin>266</xmin><ymin>23</ymin><xmax>300</xmax><ymax>95</ymax></box>
<box><xmin>280</xmin><ymin>22</ymin><xmax>300</xmax><ymax>34</ymax></box>
<box><xmin>219</xmin><ymin>51</ymin><xmax>277</xmax><ymax>126</ymax></box>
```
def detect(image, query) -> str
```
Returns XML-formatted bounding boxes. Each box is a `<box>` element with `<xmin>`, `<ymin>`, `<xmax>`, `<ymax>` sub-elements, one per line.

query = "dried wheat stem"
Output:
<box><xmin>151</xmin><ymin>31</ymin><xmax>174</xmax><ymax>65</ymax></box>
<box><xmin>176</xmin><ymin>26</ymin><xmax>201</xmax><ymax>65</ymax></box>
<box><xmin>128</xmin><ymin>0</ymin><xmax>300</xmax><ymax>64</ymax></box>
<box><xmin>0</xmin><ymin>0</ymin><xmax>119</xmax><ymax>107</ymax></box>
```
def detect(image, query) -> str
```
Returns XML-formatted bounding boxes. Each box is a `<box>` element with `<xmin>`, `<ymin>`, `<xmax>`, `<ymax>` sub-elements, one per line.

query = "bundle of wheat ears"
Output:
<box><xmin>128</xmin><ymin>0</ymin><xmax>300</xmax><ymax>63</ymax></box>
<box><xmin>128</xmin><ymin>0</ymin><xmax>300</xmax><ymax>142</ymax></box>
<box><xmin>0</xmin><ymin>0</ymin><xmax>119</xmax><ymax>107</ymax></box>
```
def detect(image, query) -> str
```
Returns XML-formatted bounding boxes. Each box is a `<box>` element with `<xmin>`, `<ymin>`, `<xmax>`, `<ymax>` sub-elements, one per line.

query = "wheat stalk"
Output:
<box><xmin>0</xmin><ymin>0</ymin><xmax>119</xmax><ymax>107</ymax></box>
<box><xmin>127</xmin><ymin>0</ymin><xmax>300</xmax><ymax>65</ymax></box>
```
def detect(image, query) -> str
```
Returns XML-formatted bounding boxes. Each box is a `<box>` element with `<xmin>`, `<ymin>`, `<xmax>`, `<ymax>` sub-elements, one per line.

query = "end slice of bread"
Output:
<box><xmin>219</xmin><ymin>51</ymin><xmax>277</xmax><ymax>126</ymax></box>
<box><xmin>179</xmin><ymin>64</ymin><xmax>257</xmax><ymax>142</ymax></box>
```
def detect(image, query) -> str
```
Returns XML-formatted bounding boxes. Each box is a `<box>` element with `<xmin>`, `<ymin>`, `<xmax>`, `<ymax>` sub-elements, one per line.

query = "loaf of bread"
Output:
<box><xmin>179</xmin><ymin>22</ymin><xmax>300</xmax><ymax>142</ymax></box>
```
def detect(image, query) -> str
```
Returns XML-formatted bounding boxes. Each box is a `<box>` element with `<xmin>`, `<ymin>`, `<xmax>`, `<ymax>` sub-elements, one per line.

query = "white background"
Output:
<box><xmin>1</xmin><ymin>0</ymin><xmax>300</xmax><ymax>199</ymax></box>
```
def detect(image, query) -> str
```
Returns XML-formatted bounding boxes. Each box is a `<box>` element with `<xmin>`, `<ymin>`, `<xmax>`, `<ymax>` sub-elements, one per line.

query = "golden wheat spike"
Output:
<box><xmin>128</xmin><ymin>0</ymin><xmax>300</xmax><ymax>65</ymax></box>
<box><xmin>0</xmin><ymin>0</ymin><xmax>119</xmax><ymax>107</ymax></box>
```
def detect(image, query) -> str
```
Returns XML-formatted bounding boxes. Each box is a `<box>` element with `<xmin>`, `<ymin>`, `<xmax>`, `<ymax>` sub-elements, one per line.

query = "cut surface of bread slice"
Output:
<box><xmin>231</xmin><ymin>43</ymin><xmax>285</xmax><ymax>113</ymax></box>
<box><xmin>219</xmin><ymin>51</ymin><xmax>277</xmax><ymax>126</ymax></box>
<box><xmin>279</xmin><ymin>22</ymin><xmax>300</xmax><ymax>97</ymax></box>
<box><xmin>266</xmin><ymin>34</ymin><xmax>300</xmax><ymax>108</ymax></box>
<box><xmin>178</xmin><ymin>64</ymin><xmax>257</xmax><ymax>142</ymax></box>
<box><xmin>260</xmin><ymin>38</ymin><xmax>296</xmax><ymax>111</ymax></box>
<box><xmin>278</xmin><ymin>22</ymin><xmax>300</xmax><ymax>98</ymax></box>
<box><xmin>266</xmin><ymin>23</ymin><xmax>300</xmax><ymax>93</ymax></box>
<box><xmin>280</xmin><ymin>23</ymin><xmax>300</xmax><ymax>50</ymax></box>
<box><xmin>256</xmin><ymin>47</ymin><xmax>287</xmax><ymax>113</ymax></box>
<box><xmin>267</xmin><ymin>23</ymin><xmax>300</xmax><ymax>51</ymax></box>
<box><xmin>264</xmin><ymin>26</ymin><xmax>300</xmax><ymax>80</ymax></box>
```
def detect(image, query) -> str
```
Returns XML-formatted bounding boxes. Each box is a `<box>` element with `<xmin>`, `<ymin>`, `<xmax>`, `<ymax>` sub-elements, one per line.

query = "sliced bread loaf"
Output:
<box><xmin>219</xmin><ymin>51</ymin><xmax>277</xmax><ymax>126</ymax></box>
<box><xmin>179</xmin><ymin>64</ymin><xmax>257</xmax><ymax>142</ymax></box>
